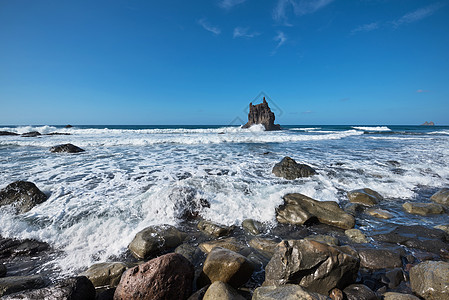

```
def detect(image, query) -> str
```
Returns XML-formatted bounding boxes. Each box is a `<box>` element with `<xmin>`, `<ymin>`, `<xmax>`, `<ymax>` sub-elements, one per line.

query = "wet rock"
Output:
<box><xmin>202</xmin><ymin>281</ymin><xmax>245</xmax><ymax>300</ymax></box>
<box><xmin>272</xmin><ymin>157</ymin><xmax>316</xmax><ymax>180</ymax></box>
<box><xmin>2</xmin><ymin>276</ymin><xmax>95</xmax><ymax>300</ymax></box>
<box><xmin>242</xmin><ymin>97</ymin><xmax>280</xmax><ymax>131</ymax></box>
<box><xmin>344</xmin><ymin>203</ymin><xmax>366</xmax><ymax>216</ymax></box>
<box><xmin>80</xmin><ymin>262</ymin><xmax>126</xmax><ymax>288</ymax></box>
<box><xmin>50</xmin><ymin>143</ymin><xmax>85</xmax><ymax>153</ymax></box>
<box><xmin>435</xmin><ymin>224</ymin><xmax>449</xmax><ymax>234</ymax></box>
<box><xmin>114</xmin><ymin>253</ymin><xmax>194</xmax><ymax>300</ymax></box>
<box><xmin>345</xmin><ymin>229</ymin><xmax>369</xmax><ymax>244</ymax></box>
<box><xmin>347</xmin><ymin>188</ymin><xmax>383</xmax><ymax>207</ymax></box>
<box><xmin>304</xmin><ymin>234</ymin><xmax>339</xmax><ymax>246</ymax></box>
<box><xmin>0</xmin><ymin>131</ymin><xmax>18</xmax><ymax>136</ymax></box>
<box><xmin>0</xmin><ymin>236</ymin><xmax>49</xmax><ymax>259</ymax></box>
<box><xmin>402</xmin><ymin>202</ymin><xmax>444</xmax><ymax>216</ymax></box>
<box><xmin>187</xmin><ymin>285</ymin><xmax>209</xmax><ymax>300</ymax></box>
<box><xmin>21</xmin><ymin>131</ymin><xmax>41</xmax><ymax>137</ymax></box>
<box><xmin>366</xmin><ymin>208</ymin><xmax>393</xmax><ymax>219</ymax></box>
<box><xmin>0</xmin><ymin>264</ymin><xmax>6</xmax><ymax>277</ymax></box>
<box><xmin>45</xmin><ymin>132</ymin><xmax>71</xmax><ymax>136</ymax></box>
<box><xmin>128</xmin><ymin>224</ymin><xmax>186</xmax><ymax>259</ymax></box>
<box><xmin>385</xmin><ymin>268</ymin><xmax>406</xmax><ymax>289</ymax></box>
<box><xmin>199</xmin><ymin>237</ymin><xmax>249</xmax><ymax>255</ymax></box>
<box><xmin>264</xmin><ymin>239</ymin><xmax>360</xmax><ymax>295</ymax></box>
<box><xmin>253</xmin><ymin>284</ymin><xmax>329</xmax><ymax>300</ymax></box>
<box><xmin>357</xmin><ymin>248</ymin><xmax>402</xmax><ymax>270</ymax></box>
<box><xmin>168</xmin><ymin>186</ymin><xmax>210</xmax><ymax>219</ymax></box>
<box><xmin>0</xmin><ymin>275</ymin><xmax>45</xmax><ymax>297</ymax></box>
<box><xmin>343</xmin><ymin>284</ymin><xmax>378</xmax><ymax>300</ymax></box>
<box><xmin>175</xmin><ymin>243</ymin><xmax>197</xmax><ymax>263</ymax></box>
<box><xmin>410</xmin><ymin>260</ymin><xmax>449</xmax><ymax>300</ymax></box>
<box><xmin>65</xmin><ymin>124</ymin><xmax>73</xmax><ymax>128</ymax></box>
<box><xmin>0</xmin><ymin>181</ymin><xmax>48</xmax><ymax>214</ymax></box>
<box><xmin>198</xmin><ymin>247</ymin><xmax>254</xmax><ymax>288</ymax></box>
<box><xmin>242</xmin><ymin>219</ymin><xmax>264</xmax><ymax>235</ymax></box>
<box><xmin>383</xmin><ymin>292</ymin><xmax>420</xmax><ymax>300</ymax></box>
<box><xmin>430</xmin><ymin>188</ymin><xmax>449</xmax><ymax>205</ymax></box>
<box><xmin>249</xmin><ymin>237</ymin><xmax>279</xmax><ymax>257</ymax></box>
<box><xmin>197</xmin><ymin>220</ymin><xmax>233</xmax><ymax>237</ymax></box>
<box><xmin>276</xmin><ymin>193</ymin><xmax>355</xmax><ymax>230</ymax></box>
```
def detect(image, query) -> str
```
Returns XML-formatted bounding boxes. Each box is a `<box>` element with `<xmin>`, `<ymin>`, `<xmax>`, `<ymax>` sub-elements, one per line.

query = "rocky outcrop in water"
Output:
<box><xmin>431</xmin><ymin>188</ymin><xmax>449</xmax><ymax>205</ymax></box>
<box><xmin>0</xmin><ymin>131</ymin><xmax>18</xmax><ymax>136</ymax></box>
<box><xmin>242</xmin><ymin>97</ymin><xmax>280</xmax><ymax>131</ymax></box>
<box><xmin>272</xmin><ymin>157</ymin><xmax>316</xmax><ymax>180</ymax></box>
<box><xmin>421</xmin><ymin>121</ymin><xmax>435</xmax><ymax>126</ymax></box>
<box><xmin>347</xmin><ymin>188</ymin><xmax>383</xmax><ymax>207</ymax></box>
<box><xmin>114</xmin><ymin>253</ymin><xmax>194</xmax><ymax>300</ymax></box>
<box><xmin>0</xmin><ymin>181</ymin><xmax>48</xmax><ymax>214</ymax></box>
<box><xmin>21</xmin><ymin>131</ymin><xmax>41</xmax><ymax>137</ymax></box>
<box><xmin>50</xmin><ymin>143</ymin><xmax>85</xmax><ymax>153</ymax></box>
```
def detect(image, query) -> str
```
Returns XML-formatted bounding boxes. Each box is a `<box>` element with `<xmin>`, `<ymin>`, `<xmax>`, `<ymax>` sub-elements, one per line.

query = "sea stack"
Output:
<box><xmin>421</xmin><ymin>121</ymin><xmax>435</xmax><ymax>126</ymax></box>
<box><xmin>242</xmin><ymin>97</ymin><xmax>280</xmax><ymax>131</ymax></box>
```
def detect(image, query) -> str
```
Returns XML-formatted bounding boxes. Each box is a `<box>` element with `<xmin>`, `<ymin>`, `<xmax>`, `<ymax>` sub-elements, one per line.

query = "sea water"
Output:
<box><xmin>0</xmin><ymin>125</ymin><xmax>448</xmax><ymax>275</ymax></box>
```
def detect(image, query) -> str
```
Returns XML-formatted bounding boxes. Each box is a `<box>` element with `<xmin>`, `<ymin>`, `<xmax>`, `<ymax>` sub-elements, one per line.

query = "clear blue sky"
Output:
<box><xmin>1</xmin><ymin>0</ymin><xmax>448</xmax><ymax>125</ymax></box>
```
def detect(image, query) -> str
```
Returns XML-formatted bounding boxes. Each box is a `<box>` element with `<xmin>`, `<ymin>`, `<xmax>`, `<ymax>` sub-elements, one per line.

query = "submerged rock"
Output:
<box><xmin>242</xmin><ymin>219</ymin><xmax>264</xmax><ymax>235</ymax></box>
<box><xmin>345</xmin><ymin>229</ymin><xmax>369</xmax><ymax>244</ymax></box>
<box><xmin>198</xmin><ymin>247</ymin><xmax>254</xmax><ymax>288</ymax></box>
<box><xmin>402</xmin><ymin>202</ymin><xmax>444</xmax><ymax>216</ymax></box>
<box><xmin>128</xmin><ymin>224</ymin><xmax>186</xmax><ymax>259</ymax></box>
<box><xmin>0</xmin><ymin>235</ymin><xmax>49</xmax><ymax>259</ymax></box>
<box><xmin>347</xmin><ymin>188</ymin><xmax>383</xmax><ymax>207</ymax></box>
<box><xmin>199</xmin><ymin>237</ymin><xmax>249</xmax><ymax>255</ymax></box>
<box><xmin>272</xmin><ymin>157</ymin><xmax>316</xmax><ymax>180</ymax></box>
<box><xmin>264</xmin><ymin>239</ymin><xmax>360</xmax><ymax>295</ymax></box>
<box><xmin>253</xmin><ymin>284</ymin><xmax>328</xmax><ymax>300</ymax></box>
<box><xmin>80</xmin><ymin>262</ymin><xmax>126</xmax><ymax>288</ymax></box>
<box><xmin>114</xmin><ymin>253</ymin><xmax>194</xmax><ymax>300</ymax></box>
<box><xmin>366</xmin><ymin>208</ymin><xmax>393</xmax><ymax>219</ymax></box>
<box><xmin>276</xmin><ymin>193</ymin><xmax>355</xmax><ymax>230</ymax></box>
<box><xmin>2</xmin><ymin>276</ymin><xmax>95</xmax><ymax>300</ymax></box>
<box><xmin>21</xmin><ymin>131</ymin><xmax>41</xmax><ymax>137</ymax></box>
<box><xmin>169</xmin><ymin>186</ymin><xmax>210</xmax><ymax>219</ymax></box>
<box><xmin>202</xmin><ymin>281</ymin><xmax>245</xmax><ymax>300</ymax></box>
<box><xmin>410</xmin><ymin>260</ymin><xmax>449</xmax><ymax>300</ymax></box>
<box><xmin>242</xmin><ymin>97</ymin><xmax>280</xmax><ymax>131</ymax></box>
<box><xmin>431</xmin><ymin>188</ymin><xmax>449</xmax><ymax>205</ymax></box>
<box><xmin>50</xmin><ymin>143</ymin><xmax>85</xmax><ymax>153</ymax></box>
<box><xmin>197</xmin><ymin>220</ymin><xmax>233</xmax><ymax>237</ymax></box>
<box><xmin>0</xmin><ymin>275</ymin><xmax>46</xmax><ymax>297</ymax></box>
<box><xmin>0</xmin><ymin>181</ymin><xmax>48</xmax><ymax>214</ymax></box>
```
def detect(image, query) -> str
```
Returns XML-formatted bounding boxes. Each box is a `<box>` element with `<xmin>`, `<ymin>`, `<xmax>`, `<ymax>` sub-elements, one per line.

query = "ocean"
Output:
<box><xmin>1</xmin><ymin>124</ymin><xmax>448</xmax><ymax>277</ymax></box>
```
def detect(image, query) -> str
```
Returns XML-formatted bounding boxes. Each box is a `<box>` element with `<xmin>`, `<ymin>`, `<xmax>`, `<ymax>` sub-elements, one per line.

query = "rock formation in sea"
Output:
<box><xmin>242</xmin><ymin>97</ymin><xmax>280</xmax><ymax>131</ymax></box>
<box><xmin>421</xmin><ymin>121</ymin><xmax>435</xmax><ymax>126</ymax></box>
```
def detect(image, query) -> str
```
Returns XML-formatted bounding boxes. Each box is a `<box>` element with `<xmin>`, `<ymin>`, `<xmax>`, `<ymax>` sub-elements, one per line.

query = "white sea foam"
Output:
<box><xmin>353</xmin><ymin>126</ymin><xmax>391</xmax><ymax>131</ymax></box>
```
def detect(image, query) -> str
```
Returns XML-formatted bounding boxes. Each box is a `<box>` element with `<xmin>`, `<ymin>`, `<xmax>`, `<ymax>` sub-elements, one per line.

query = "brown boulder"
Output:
<box><xmin>357</xmin><ymin>248</ymin><xmax>402</xmax><ymax>270</ymax></box>
<box><xmin>402</xmin><ymin>202</ymin><xmax>444</xmax><ymax>216</ymax></box>
<box><xmin>347</xmin><ymin>188</ymin><xmax>383</xmax><ymax>207</ymax></box>
<box><xmin>272</xmin><ymin>157</ymin><xmax>316</xmax><ymax>180</ymax></box>
<box><xmin>80</xmin><ymin>262</ymin><xmax>127</xmax><ymax>288</ymax></box>
<box><xmin>114</xmin><ymin>253</ymin><xmax>194</xmax><ymax>300</ymax></box>
<box><xmin>431</xmin><ymin>188</ymin><xmax>449</xmax><ymax>205</ymax></box>
<box><xmin>202</xmin><ymin>281</ymin><xmax>245</xmax><ymax>300</ymax></box>
<box><xmin>197</xmin><ymin>220</ymin><xmax>233</xmax><ymax>237</ymax></box>
<box><xmin>410</xmin><ymin>260</ymin><xmax>449</xmax><ymax>300</ymax></box>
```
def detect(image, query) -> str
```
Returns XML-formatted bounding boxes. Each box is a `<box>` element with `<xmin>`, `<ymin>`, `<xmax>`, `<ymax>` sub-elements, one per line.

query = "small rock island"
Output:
<box><xmin>421</xmin><ymin>121</ymin><xmax>435</xmax><ymax>126</ymax></box>
<box><xmin>242</xmin><ymin>97</ymin><xmax>281</xmax><ymax>131</ymax></box>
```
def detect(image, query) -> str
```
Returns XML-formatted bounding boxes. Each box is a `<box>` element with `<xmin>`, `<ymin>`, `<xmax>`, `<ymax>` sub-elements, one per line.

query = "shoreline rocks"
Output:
<box><xmin>431</xmin><ymin>188</ymin><xmax>449</xmax><ymax>205</ymax></box>
<box><xmin>242</xmin><ymin>97</ymin><xmax>280</xmax><ymax>131</ymax></box>
<box><xmin>347</xmin><ymin>188</ymin><xmax>383</xmax><ymax>207</ymax></box>
<box><xmin>0</xmin><ymin>181</ymin><xmax>48</xmax><ymax>214</ymax></box>
<box><xmin>402</xmin><ymin>202</ymin><xmax>444</xmax><ymax>216</ymax></box>
<box><xmin>272</xmin><ymin>157</ymin><xmax>317</xmax><ymax>180</ymax></box>
<box><xmin>410</xmin><ymin>260</ymin><xmax>449</xmax><ymax>299</ymax></box>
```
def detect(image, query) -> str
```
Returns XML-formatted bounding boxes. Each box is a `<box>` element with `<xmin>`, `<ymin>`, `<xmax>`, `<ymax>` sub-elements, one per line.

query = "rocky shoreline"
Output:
<box><xmin>0</xmin><ymin>156</ymin><xmax>448</xmax><ymax>299</ymax></box>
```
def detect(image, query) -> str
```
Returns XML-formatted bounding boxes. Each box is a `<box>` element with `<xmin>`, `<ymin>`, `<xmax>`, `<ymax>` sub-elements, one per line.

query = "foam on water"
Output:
<box><xmin>0</xmin><ymin>125</ymin><xmax>448</xmax><ymax>276</ymax></box>
<box><xmin>353</xmin><ymin>126</ymin><xmax>391</xmax><ymax>131</ymax></box>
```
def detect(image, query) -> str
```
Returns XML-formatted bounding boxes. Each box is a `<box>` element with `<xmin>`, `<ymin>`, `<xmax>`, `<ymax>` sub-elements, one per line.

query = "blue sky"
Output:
<box><xmin>0</xmin><ymin>0</ymin><xmax>448</xmax><ymax>125</ymax></box>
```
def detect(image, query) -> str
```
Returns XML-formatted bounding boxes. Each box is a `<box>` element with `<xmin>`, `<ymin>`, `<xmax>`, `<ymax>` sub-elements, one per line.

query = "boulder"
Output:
<box><xmin>49</xmin><ymin>143</ymin><xmax>85</xmax><ymax>153</ymax></box>
<box><xmin>80</xmin><ymin>262</ymin><xmax>126</xmax><ymax>288</ymax></box>
<box><xmin>383</xmin><ymin>292</ymin><xmax>420</xmax><ymax>300</ymax></box>
<box><xmin>175</xmin><ymin>243</ymin><xmax>197</xmax><ymax>263</ymax></box>
<box><xmin>199</xmin><ymin>237</ymin><xmax>249</xmax><ymax>255</ymax></box>
<box><xmin>242</xmin><ymin>219</ymin><xmax>264</xmax><ymax>235</ymax></box>
<box><xmin>0</xmin><ymin>264</ymin><xmax>6</xmax><ymax>277</ymax></box>
<box><xmin>21</xmin><ymin>131</ymin><xmax>41</xmax><ymax>137</ymax></box>
<box><xmin>0</xmin><ymin>181</ymin><xmax>48</xmax><ymax>214</ymax></box>
<box><xmin>0</xmin><ymin>275</ymin><xmax>45</xmax><ymax>297</ymax></box>
<box><xmin>410</xmin><ymin>260</ymin><xmax>449</xmax><ymax>300</ymax></box>
<box><xmin>0</xmin><ymin>236</ymin><xmax>49</xmax><ymax>259</ymax></box>
<box><xmin>264</xmin><ymin>239</ymin><xmax>360</xmax><ymax>295</ymax></box>
<box><xmin>2</xmin><ymin>276</ymin><xmax>95</xmax><ymax>300</ymax></box>
<box><xmin>276</xmin><ymin>193</ymin><xmax>355</xmax><ymax>230</ymax></box>
<box><xmin>202</xmin><ymin>281</ymin><xmax>245</xmax><ymax>300</ymax></box>
<box><xmin>345</xmin><ymin>229</ymin><xmax>369</xmax><ymax>244</ymax></box>
<box><xmin>187</xmin><ymin>285</ymin><xmax>209</xmax><ymax>300</ymax></box>
<box><xmin>431</xmin><ymin>188</ymin><xmax>449</xmax><ymax>205</ymax></box>
<box><xmin>197</xmin><ymin>220</ymin><xmax>233</xmax><ymax>237</ymax></box>
<box><xmin>253</xmin><ymin>284</ymin><xmax>329</xmax><ymax>300</ymax></box>
<box><xmin>272</xmin><ymin>157</ymin><xmax>316</xmax><ymax>180</ymax></box>
<box><xmin>242</xmin><ymin>97</ymin><xmax>280</xmax><ymax>131</ymax></box>
<box><xmin>168</xmin><ymin>186</ymin><xmax>210</xmax><ymax>219</ymax></box>
<box><xmin>114</xmin><ymin>253</ymin><xmax>194</xmax><ymax>300</ymax></box>
<box><xmin>128</xmin><ymin>224</ymin><xmax>186</xmax><ymax>259</ymax></box>
<box><xmin>385</xmin><ymin>268</ymin><xmax>406</xmax><ymax>289</ymax></box>
<box><xmin>402</xmin><ymin>202</ymin><xmax>444</xmax><ymax>216</ymax></box>
<box><xmin>0</xmin><ymin>131</ymin><xmax>18</xmax><ymax>136</ymax></box>
<box><xmin>343</xmin><ymin>284</ymin><xmax>378</xmax><ymax>300</ymax></box>
<box><xmin>366</xmin><ymin>208</ymin><xmax>393</xmax><ymax>219</ymax></box>
<box><xmin>198</xmin><ymin>247</ymin><xmax>254</xmax><ymax>288</ymax></box>
<box><xmin>357</xmin><ymin>248</ymin><xmax>402</xmax><ymax>270</ymax></box>
<box><xmin>304</xmin><ymin>235</ymin><xmax>339</xmax><ymax>246</ymax></box>
<box><xmin>347</xmin><ymin>188</ymin><xmax>383</xmax><ymax>207</ymax></box>
<box><xmin>249</xmin><ymin>237</ymin><xmax>279</xmax><ymax>257</ymax></box>
<box><xmin>435</xmin><ymin>224</ymin><xmax>449</xmax><ymax>234</ymax></box>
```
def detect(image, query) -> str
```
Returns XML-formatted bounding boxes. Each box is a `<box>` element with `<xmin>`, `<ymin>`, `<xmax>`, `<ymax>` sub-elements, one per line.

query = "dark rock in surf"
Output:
<box><xmin>264</xmin><ymin>239</ymin><xmax>360</xmax><ymax>295</ymax></box>
<box><xmin>343</xmin><ymin>284</ymin><xmax>378</xmax><ymax>300</ymax></box>
<box><xmin>0</xmin><ymin>181</ymin><xmax>48</xmax><ymax>214</ymax></box>
<box><xmin>0</xmin><ymin>131</ymin><xmax>18</xmax><ymax>136</ymax></box>
<box><xmin>0</xmin><ymin>264</ymin><xmax>6</xmax><ymax>277</ymax></box>
<box><xmin>197</xmin><ymin>220</ymin><xmax>233</xmax><ymax>237</ymax></box>
<box><xmin>0</xmin><ymin>235</ymin><xmax>49</xmax><ymax>259</ymax></box>
<box><xmin>242</xmin><ymin>97</ymin><xmax>280</xmax><ymax>131</ymax></box>
<box><xmin>347</xmin><ymin>188</ymin><xmax>383</xmax><ymax>207</ymax></box>
<box><xmin>431</xmin><ymin>188</ymin><xmax>449</xmax><ymax>206</ymax></box>
<box><xmin>114</xmin><ymin>253</ymin><xmax>194</xmax><ymax>300</ymax></box>
<box><xmin>272</xmin><ymin>157</ymin><xmax>316</xmax><ymax>180</ymax></box>
<box><xmin>50</xmin><ymin>143</ymin><xmax>85</xmax><ymax>153</ymax></box>
<box><xmin>242</xmin><ymin>219</ymin><xmax>265</xmax><ymax>235</ymax></box>
<box><xmin>45</xmin><ymin>132</ymin><xmax>71</xmax><ymax>136</ymax></box>
<box><xmin>21</xmin><ymin>131</ymin><xmax>41</xmax><ymax>137</ymax></box>
<box><xmin>2</xmin><ymin>276</ymin><xmax>95</xmax><ymax>300</ymax></box>
<box><xmin>0</xmin><ymin>275</ymin><xmax>46</xmax><ymax>297</ymax></box>
<box><xmin>65</xmin><ymin>125</ymin><xmax>73</xmax><ymax>128</ymax></box>
<box><xmin>168</xmin><ymin>186</ymin><xmax>210</xmax><ymax>219</ymax></box>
